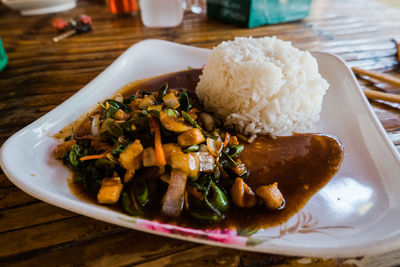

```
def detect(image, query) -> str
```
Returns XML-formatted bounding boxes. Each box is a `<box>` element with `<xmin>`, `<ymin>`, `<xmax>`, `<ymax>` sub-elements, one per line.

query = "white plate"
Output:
<box><xmin>1</xmin><ymin>39</ymin><xmax>400</xmax><ymax>258</ymax></box>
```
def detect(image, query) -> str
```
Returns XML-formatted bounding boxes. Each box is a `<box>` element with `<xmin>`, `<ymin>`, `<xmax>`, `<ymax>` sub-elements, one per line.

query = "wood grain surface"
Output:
<box><xmin>0</xmin><ymin>0</ymin><xmax>399</xmax><ymax>266</ymax></box>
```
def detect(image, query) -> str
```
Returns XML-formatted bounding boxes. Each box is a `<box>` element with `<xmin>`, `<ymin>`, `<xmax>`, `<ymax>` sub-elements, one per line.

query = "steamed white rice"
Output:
<box><xmin>195</xmin><ymin>37</ymin><xmax>329</xmax><ymax>136</ymax></box>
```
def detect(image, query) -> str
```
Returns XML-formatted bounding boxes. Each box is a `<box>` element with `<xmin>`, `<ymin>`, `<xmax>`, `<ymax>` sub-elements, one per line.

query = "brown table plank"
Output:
<box><xmin>0</xmin><ymin>173</ymin><xmax>13</xmax><ymax>188</ymax></box>
<box><xmin>0</xmin><ymin>187</ymin><xmax>38</xmax><ymax>210</ymax></box>
<box><xmin>3</xmin><ymin>231</ymin><xmax>198</xmax><ymax>267</ymax></box>
<box><xmin>133</xmin><ymin>246</ymin><xmax>346</xmax><ymax>267</ymax></box>
<box><xmin>0</xmin><ymin>216</ymin><xmax>125</xmax><ymax>259</ymax></box>
<box><xmin>0</xmin><ymin>202</ymin><xmax>76</xmax><ymax>233</ymax></box>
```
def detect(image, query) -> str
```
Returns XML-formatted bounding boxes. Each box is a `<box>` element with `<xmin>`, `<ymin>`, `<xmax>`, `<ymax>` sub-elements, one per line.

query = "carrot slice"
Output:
<box><xmin>80</xmin><ymin>142</ymin><xmax>118</xmax><ymax>161</ymax></box>
<box><xmin>80</xmin><ymin>151</ymin><xmax>109</xmax><ymax>161</ymax></box>
<box><xmin>149</xmin><ymin>117</ymin><xmax>166</xmax><ymax>166</ymax></box>
<box><xmin>223</xmin><ymin>131</ymin><xmax>231</xmax><ymax>147</ymax></box>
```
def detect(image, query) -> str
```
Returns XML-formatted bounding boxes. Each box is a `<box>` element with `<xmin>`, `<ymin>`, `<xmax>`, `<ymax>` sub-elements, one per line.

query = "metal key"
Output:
<box><xmin>53</xmin><ymin>15</ymin><xmax>92</xmax><ymax>42</ymax></box>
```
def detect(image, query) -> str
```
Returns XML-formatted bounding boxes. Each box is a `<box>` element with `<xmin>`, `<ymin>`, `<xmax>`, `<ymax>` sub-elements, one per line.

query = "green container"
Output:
<box><xmin>207</xmin><ymin>0</ymin><xmax>312</xmax><ymax>28</ymax></box>
<box><xmin>0</xmin><ymin>38</ymin><xmax>7</xmax><ymax>71</ymax></box>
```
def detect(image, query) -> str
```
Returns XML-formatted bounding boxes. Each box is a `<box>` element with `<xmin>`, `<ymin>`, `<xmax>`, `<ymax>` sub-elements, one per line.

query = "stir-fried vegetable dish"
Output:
<box><xmin>54</xmin><ymin>84</ymin><xmax>285</xmax><ymax>223</ymax></box>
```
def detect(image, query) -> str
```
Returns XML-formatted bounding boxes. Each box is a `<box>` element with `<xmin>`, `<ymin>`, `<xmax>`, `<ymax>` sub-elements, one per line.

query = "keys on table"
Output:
<box><xmin>52</xmin><ymin>17</ymin><xmax>69</xmax><ymax>32</ymax></box>
<box><xmin>52</xmin><ymin>15</ymin><xmax>92</xmax><ymax>42</ymax></box>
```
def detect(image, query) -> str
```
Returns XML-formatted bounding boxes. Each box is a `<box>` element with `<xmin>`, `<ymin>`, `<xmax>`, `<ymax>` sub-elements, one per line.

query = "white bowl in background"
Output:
<box><xmin>2</xmin><ymin>0</ymin><xmax>77</xmax><ymax>15</ymax></box>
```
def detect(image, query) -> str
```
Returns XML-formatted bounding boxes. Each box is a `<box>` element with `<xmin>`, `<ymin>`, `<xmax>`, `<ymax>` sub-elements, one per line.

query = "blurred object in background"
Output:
<box><xmin>393</xmin><ymin>37</ymin><xmax>400</xmax><ymax>62</ymax></box>
<box><xmin>185</xmin><ymin>0</ymin><xmax>206</xmax><ymax>14</ymax></box>
<box><xmin>1</xmin><ymin>0</ymin><xmax>77</xmax><ymax>16</ymax></box>
<box><xmin>106</xmin><ymin>0</ymin><xmax>137</xmax><ymax>15</ymax></box>
<box><xmin>139</xmin><ymin>0</ymin><xmax>183</xmax><ymax>27</ymax></box>
<box><xmin>52</xmin><ymin>15</ymin><xmax>93</xmax><ymax>42</ymax></box>
<box><xmin>0</xmin><ymin>38</ymin><xmax>7</xmax><ymax>72</ymax></box>
<box><xmin>52</xmin><ymin>17</ymin><xmax>70</xmax><ymax>32</ymax></box>
<box><xmin>207</xmin><ymin>0</ymin><xmax>312</xmax><ymax>28</ymax></box>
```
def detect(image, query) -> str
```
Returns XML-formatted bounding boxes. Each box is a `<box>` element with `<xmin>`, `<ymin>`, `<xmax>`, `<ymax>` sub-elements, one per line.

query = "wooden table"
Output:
<box><xmin>1</xmin><ymin>0</ymin><xmax>400</xmax><ymax>266</ymax></box>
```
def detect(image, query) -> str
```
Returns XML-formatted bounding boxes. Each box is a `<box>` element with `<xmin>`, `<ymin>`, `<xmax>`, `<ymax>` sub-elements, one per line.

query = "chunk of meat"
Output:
<box><xmin>229</xmin><ymin>136</ymin><xmax>239</xmax><ymax>145</ymax></box>
<box><xmin>162</xmin><ymin>92</ymin><xmax>180</xmax><ymax>109</ymax></box>
<box><xmin>193</xmin><ymin>152</ymin><xmax>215</xmax><ymax>172</ymax></box>
<box><xmin>138</xmin><ymin>95</ymin><xmax>156</xmax><ymax>108</ymax></box>
<box><xmin>177</xmin><ymin>128</ymin><xmax>205</xmax><ymax>147</ymax></box>
<box><xmin>97</xmin><ymin>175</ymin><xmax>123</xmax><ymax>204</ymax></box>
<box><xmin>162</xmin><ymin>143</ymin><xmax>182</xmax><ymax>165</ymax></box>
<box><xmin>199</xmin><ymin>112</ymin><xmax>214</xmax><ymax>131</ymax></box>
<box><xmin>54</xmin><ymin>139</ymin><xmax>76</xmax><ymax>159</ymax></box>
<box><xmin>232</xmin><ymin>163</ymin><xmax>247</xmax><ymax>176</ymax></box>
<box><xmin>118</xmin><ymin>139</ymin><xmax>143</xmax><ymax>183</ymax></box>
<box><xmin>170</xmin><ymin>153</ymin><xmax>200</xmax><ymax>177</ymax></box>
<box><xmin>255</xmin><ymin>182</ymin><xmax>284</xmax><ymax>210</ymax></box>
<box><xmin>231</xmin><ymin>178</ymin><xmax>256</xmax><ymax>208</ymax></box>
<box><xmin>129</xmin><ymin>98</ymin><xmax>142</xmax><ymax>110</ymax></box>
<box><xmin>159</xmin><ymin>113</ymin><xmax>192</xmax><ymax>133</ymax></box>
<box><xmin>148</xmin><ymin>105</ymin><xmax>162</xmax><ymax>112</ymax></box>
<box><xmin>161</xmin><ymin>169</ymin><xmax>188</xmax><ymax>217</ymax></box>
<box><xmin>187</xmin><ymin>108</ymin><xmax>200</xmax><ymax>120</ymax></box>
<box><xmin>114</xmin><ymin>109</ymin><xmax>130</xmax><ymax>120</ymax></box>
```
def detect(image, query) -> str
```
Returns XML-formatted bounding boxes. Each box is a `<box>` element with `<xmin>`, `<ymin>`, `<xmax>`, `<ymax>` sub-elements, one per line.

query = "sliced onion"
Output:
<box><xmin>114</xmin><ymin>94</ymin><xmax>123</xmax><ymax>103</ymax></box>
<box><xmin>91</xmin><ymin>114</ymin><xmax>101</xmax><ymax>136</ymax></box>
<box><xmin>161</xmin><ymin>169</ymin><xmax>188</xmax><ymax>217</ymax></box>
<box><xmin>206</xmin><ymin>138</ymin><xmax>223</xmax><ymax>156</ymax></box>
<box><xmin>248</xmin><ymin>133</ymin><xmax>257</xmax><ymax>143</ymax></box>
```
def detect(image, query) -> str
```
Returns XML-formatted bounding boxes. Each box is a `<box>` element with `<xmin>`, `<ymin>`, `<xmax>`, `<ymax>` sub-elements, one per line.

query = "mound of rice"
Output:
<box><xmin>195</xmin><ymin>37</ymin><xmax>329</xmax><ymax>136</ymax></box>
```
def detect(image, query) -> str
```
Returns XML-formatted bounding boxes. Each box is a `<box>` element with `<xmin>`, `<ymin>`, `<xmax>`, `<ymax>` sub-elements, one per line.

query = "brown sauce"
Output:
<box><xmin>226</xmin><ymin>134</ymin><xmax>343</xmax><ymax>229</ymax></box>
<box><xmin>68</xmin><ymin>177</ymin><xmax>96</xmax><ymax>204</ymax></box>
<box><xmin>119</xmin><ymin>69</ymin><xmax>202</xmax><ymax>96</ymax></box>
<box><xmin>67</xmin><ymin>69</ymin><xmax>344</xmax><ymax>230</ymax></box>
